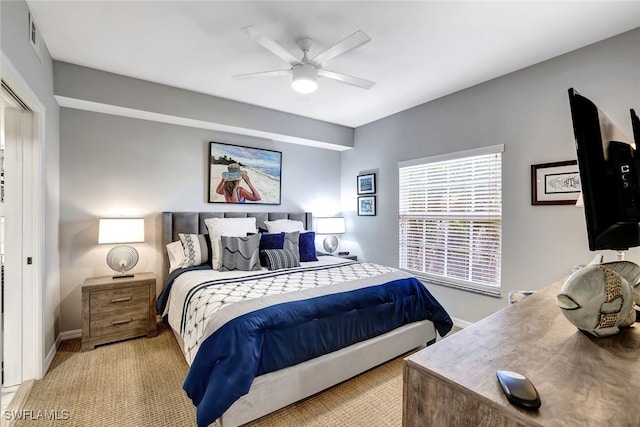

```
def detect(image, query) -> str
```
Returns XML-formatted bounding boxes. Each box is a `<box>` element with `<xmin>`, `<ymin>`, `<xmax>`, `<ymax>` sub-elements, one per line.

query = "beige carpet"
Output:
<box><xmin>15</xmin><ymin>324</ymin><xmax>457</xmax><ymax>427</ymax></box>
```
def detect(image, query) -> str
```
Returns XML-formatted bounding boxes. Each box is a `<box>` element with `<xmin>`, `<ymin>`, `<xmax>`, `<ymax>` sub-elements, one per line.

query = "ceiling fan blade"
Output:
<box><xmin>242</xmin><ymin>26</ymin><xmax>300</xmax><ymax>66</ymax></box>
<box><xmin>233</xmin><ymin>70</ymin><xmax>292</xmax><ymax>80</ymax></box>
<box><xmin>312</xmin><ymin>30</ymin><xmax>371</xmax><ymax>66</ymax></box>
<box><xmin>318</xmin><ymin>69</ymin><xmax>375</xmax><ymax>89</ymax></box>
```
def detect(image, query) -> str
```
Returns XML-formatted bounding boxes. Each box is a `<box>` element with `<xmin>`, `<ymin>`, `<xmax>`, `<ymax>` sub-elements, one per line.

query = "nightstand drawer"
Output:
<box><xmin>89</xmin><ymin>285</ymin><xmax>149</xmax><ymax>314</ymax></box>
<box><xmin>89</xmin><ymin>306</ymin><xmax>151</xmax><ymax>337</ymax></box>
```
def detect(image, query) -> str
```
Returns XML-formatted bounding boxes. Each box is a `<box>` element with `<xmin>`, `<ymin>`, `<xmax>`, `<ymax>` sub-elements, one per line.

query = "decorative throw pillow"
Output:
<box><xmin>179</xmin><ymin>233</ymin><xmax>209</xmax><ymax>267</ymax></box>
<box><xmin>166</xmin><ymin>240</ymin><xmax>186</xmax><ymax>273</ymax></box>
<box><xmin>220</xmin><ymin>234</ymin><xmax>261</xmax><ymax>272</ymax></box>
<box><xmin>299</xmin><ymin>231</ymin><xmax>318</xmax><ymax>262</ymax></box>
<box><xmin>283</xmin><ymin>231</ymin><xmax>300</xmax><ymax>259</ymax></box>
<box><xmin>264</xmin><ymin>219</ymin><xmax>305</xmax><ymax>233</ymax></box>
<box><xmin>259</xmin><ymin>232</ymin><xmax>285</xmax><ymax>250</ymax></box>
<box><xmin>204</xmin><ymin>217</ymin><xmax>258</xmax><ymax>270</ymax></box>
<box><xmin>260</xmin><ymin>249</ymin><xmax>301</xmax><ymax>271</ymax></box>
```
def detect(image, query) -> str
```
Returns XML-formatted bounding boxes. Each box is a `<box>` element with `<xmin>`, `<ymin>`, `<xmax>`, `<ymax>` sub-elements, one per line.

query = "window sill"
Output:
<box><xmin>403</xmin><ymin>270</ymin><xmax>502</xmax><ymax>297</ymax></box>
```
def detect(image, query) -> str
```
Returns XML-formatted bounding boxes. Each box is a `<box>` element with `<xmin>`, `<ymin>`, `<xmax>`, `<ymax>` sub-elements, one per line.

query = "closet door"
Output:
<box><xmin>1</xmin><ymin>104</ymin><xmax>30</xmax><ymax>388</ymax></box>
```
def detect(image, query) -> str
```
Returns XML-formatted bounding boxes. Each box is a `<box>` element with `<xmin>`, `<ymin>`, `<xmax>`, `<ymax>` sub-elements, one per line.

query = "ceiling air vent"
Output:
<box><xmin>28</xmin><ymin>13</ymin><xmax>43</xmax><ymax>63</ymax></box>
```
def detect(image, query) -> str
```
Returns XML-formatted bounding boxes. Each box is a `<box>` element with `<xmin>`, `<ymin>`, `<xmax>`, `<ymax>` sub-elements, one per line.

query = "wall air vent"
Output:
<box><xmin>28</xmin><ymin>13</ymin><xmax>43</xmax><ymax>63</ymax></box>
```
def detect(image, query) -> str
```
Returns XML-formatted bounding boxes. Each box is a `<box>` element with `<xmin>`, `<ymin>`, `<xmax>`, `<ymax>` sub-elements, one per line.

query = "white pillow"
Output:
<box><xmin>179</xmin><ymin>233</ymin><xmax>209</xmax><ymax>268</ymax></box>
<box><xmin>167</xmin><ymin>241</ymin><xmax>186</xmax><ymax>273</ymax></box>
<box><xmin>205</xmin><ymin>217</ymin><xmax>258</xmax><ymax>270</ymax></box>
<box><xmin>264</xmin><ymin>219</ymin><xmax>305</xmax><ymax>233</ymax></box>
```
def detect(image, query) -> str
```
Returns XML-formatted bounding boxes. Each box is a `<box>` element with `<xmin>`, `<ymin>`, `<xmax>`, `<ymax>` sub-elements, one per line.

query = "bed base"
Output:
<box><xmin>173</xmin><ymin>320</ymin><xmax>436</xmax><ymax>427</ymax></box>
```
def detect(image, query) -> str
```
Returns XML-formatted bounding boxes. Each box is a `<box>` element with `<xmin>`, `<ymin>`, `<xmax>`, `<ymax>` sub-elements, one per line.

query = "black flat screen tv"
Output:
<box><xmin>632</xmin><ymin>108</ymin><xmax>640</xmax><ymax>144</ymax></box>
<box><xmin>568</xmin><ymin>88</ymin><xmax>640</xmax><ymax>251</ymax></box>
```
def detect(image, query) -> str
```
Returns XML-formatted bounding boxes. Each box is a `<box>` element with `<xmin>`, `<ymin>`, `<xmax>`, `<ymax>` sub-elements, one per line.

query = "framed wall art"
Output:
<box><xmin>357</xmin><ymin>173</ymin><xmax>376</xmax><ymax>195</ymax></box>
<box><xmin>208</xmin><ymin>142</ymin><xmax>282</xmax><ymax>204</ymax></box>
<box><xmin>358</xmin><ymin>196</ymin><xmax>376</xmax><ymax>216</ymax></box>
<box><xmin>531</xmin><ymin>160</ymin><xmax>581</xmax><ymax>205</ymax></box>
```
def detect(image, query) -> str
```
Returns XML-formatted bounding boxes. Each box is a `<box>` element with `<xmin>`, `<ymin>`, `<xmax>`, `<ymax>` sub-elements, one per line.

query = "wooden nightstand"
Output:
<box><xmin>81</xmin><ymin>272</ymin><xmax>157</xmax><ymax>351</ymax></box>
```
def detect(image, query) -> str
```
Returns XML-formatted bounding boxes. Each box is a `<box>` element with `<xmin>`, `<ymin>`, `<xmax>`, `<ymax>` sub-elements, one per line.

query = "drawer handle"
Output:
<box><xmin>111</xmin><ymin>296</ymin><xmax>132</xmax><ymax>303</ymax></box>
<box><xmin>111</xmin><ymin>318</ymin><xmax>132</xmax><ymax>325</ymax></box>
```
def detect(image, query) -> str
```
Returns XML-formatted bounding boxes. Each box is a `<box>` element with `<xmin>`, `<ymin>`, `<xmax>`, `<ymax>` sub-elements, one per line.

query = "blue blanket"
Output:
<box><xmin>178</xmin><ymin>274</ymin><xmax>452</xmax><ymax>426</ymax></box>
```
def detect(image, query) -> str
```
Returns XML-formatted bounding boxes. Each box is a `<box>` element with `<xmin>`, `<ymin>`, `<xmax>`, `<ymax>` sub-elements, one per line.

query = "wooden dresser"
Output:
<box><xmin>81</xmin><ymin>272</ymin><xmax>157</xmax><ymax>351</ymax></box>
<box><xmin>403</xmin><ymin>278</ymin><xmax>640</xmax><ymax>426</ymax></box>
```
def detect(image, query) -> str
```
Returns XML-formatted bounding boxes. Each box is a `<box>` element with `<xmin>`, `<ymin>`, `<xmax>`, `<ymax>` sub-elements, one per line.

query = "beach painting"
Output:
<box><xmin>208</xmin><ymin>141</ymin><xmax>282</xmax><ymax>204</ymax></box>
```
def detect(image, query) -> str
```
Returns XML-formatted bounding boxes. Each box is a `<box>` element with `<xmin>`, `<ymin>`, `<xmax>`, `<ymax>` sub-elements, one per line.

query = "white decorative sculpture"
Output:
<box><xmin>556</xmin><ymin>261</ymin><xmax>640</xmax><ymax>337</ymax></box>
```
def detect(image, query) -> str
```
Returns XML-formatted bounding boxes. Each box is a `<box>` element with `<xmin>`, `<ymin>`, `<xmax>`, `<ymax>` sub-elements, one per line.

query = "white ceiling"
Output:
<box><xmin>26</xmin><ymin>1</ymin><xmax>640</xmax><ymax>128</ymax></box>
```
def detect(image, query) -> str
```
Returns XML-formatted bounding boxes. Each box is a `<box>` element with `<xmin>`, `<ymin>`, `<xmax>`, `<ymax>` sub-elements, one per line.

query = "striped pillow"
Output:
<box><xmin>260</xmin><ymin>249</ymin><xmax>301</xmax><ymax>271</ymax></box>
<box><xmin>220</xmin><ymin>234</ymin><xmax>260</xmax><ymax>271</ymax></box>
<box><xmin>179</xmin><ymin>233</ymin><xmax>209</xmax><ymax>267</ymax></box>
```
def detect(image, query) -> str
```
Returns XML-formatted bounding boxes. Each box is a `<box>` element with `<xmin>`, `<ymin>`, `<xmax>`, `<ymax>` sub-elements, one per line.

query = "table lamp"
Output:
<box><xmin>316</xmin><ymin>217</ymin><xmax>345</xmax><ymax>254</ymax></box>
<box><xmin>98</xmin><ymin>218</ymin><xmax>144</xmax><ymax>278</ymax></box>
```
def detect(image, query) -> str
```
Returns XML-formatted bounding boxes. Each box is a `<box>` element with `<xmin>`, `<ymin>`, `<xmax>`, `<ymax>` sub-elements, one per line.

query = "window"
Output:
<box><xmin>398</xmin><ymin>145</ymin><xmax>503</xmax><ymax>295</ymax></box>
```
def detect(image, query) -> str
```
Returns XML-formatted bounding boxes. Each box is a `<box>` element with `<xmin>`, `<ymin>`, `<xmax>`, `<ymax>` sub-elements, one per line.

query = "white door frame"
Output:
<box><xmin>1</xmin><ymin>50</ymin><xmax>45</xmax><ymax>381</ymax></box>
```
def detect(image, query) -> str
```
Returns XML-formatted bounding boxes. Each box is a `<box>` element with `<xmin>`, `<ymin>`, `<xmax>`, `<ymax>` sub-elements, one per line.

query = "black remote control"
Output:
<box><xmin>496</xmin><ymin>370</ymin><xmax>541</xmax><ymax>410</ymax></box>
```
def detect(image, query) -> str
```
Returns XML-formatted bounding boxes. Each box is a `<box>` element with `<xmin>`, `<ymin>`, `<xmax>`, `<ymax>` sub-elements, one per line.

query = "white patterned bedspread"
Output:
<box><xmin>163</xmin><ymin>256</ymin><xmax>414</xmax><ymax>364</ymax></box>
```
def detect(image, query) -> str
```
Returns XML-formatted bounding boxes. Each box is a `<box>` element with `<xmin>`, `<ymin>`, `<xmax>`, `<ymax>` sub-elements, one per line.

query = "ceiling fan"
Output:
<box><xmin>234</xmin><ymin>25</ymin><xmax>375</xmax><ymax>94</ymax></box>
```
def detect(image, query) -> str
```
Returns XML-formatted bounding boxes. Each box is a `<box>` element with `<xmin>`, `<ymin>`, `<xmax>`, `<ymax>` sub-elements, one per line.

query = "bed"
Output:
<box><xmin>159</xmin><ymin>211</ymin><xmax>453</xmax><ymax>427</ymax></box>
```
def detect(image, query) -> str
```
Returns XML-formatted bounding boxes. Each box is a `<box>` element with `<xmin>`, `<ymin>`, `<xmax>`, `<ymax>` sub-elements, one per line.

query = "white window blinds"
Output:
<box><xmin>399</xmin><ymin>145</ymin><xmax>503</xmax><ymax>295</ymax></box>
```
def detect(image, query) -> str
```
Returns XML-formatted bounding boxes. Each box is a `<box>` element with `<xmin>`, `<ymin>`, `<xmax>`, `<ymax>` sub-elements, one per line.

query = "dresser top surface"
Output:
<box><xmin>406</xmin><ymin>278</ymin><xmax>640</xmax><ymax>425</ymax></box>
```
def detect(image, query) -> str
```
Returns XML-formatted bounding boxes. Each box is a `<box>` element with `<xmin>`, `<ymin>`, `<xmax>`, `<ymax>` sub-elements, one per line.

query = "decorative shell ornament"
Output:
<box><xmin>556</xmin><ymin>261</ymin><xmax>640</xmax><ymax>337</ymax></box>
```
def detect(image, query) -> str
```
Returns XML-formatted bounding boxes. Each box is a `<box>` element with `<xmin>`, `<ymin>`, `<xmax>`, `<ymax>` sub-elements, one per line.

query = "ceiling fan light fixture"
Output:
<box><xmin>292</xmin><ymin>63</ymin><xmax>318</xmax><ymax>94</ymax></box>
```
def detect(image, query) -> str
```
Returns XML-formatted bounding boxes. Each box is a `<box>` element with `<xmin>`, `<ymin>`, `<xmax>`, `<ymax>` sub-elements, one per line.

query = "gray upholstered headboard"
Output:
<box><xmin>161</xmin><ymin>211</ymin><xmax>312</xmax><ymax>283</ymax></box>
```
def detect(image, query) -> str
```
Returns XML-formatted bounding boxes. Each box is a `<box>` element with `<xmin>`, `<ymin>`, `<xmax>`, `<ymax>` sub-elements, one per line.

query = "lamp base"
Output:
<box><xmin>106</xmin><ymin>245</ymin><xmax>139</xmax><ymax>279</ymax></box>
<box><xmin>323</xmin><ymin>235</ymin><xmax>339</xmax><ymax>254</ymax></box>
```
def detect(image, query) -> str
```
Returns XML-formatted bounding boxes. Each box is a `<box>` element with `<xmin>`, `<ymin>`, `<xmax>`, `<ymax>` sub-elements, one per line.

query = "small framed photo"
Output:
<box><xmin>357</xmin><ymin>173</ymin><xmax>376</xmax><ymax>195</ymax></box>
<box><xmin>531</xmin><ymin>160</ymin><xmax>581</xmax><ymax>205</ymax></box>
<box><xmin>358</xmin><ymin>196</ymin><xmax>376</xmax><ymax>216</ymax></box>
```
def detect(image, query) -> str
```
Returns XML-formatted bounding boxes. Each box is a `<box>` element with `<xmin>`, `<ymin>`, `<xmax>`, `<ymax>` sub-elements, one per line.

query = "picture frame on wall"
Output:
<box><xmin>358</xmin><ymin>196</ymin><xmax>376</xmax><ymax>216</ymax></box>
<box><xmin>208</xmin><ymin>141</ymin><xmax>282</xmax><ymax>204</ymax></box>
<box><xmin>357</xmin><ymin>173</ymin><xmax>376</xmax><ymax>195</ymax></box>
<box><xmin>531</xmin><ymin>160</ymin><xmax>581</xmax><ymax>205</ymax></box>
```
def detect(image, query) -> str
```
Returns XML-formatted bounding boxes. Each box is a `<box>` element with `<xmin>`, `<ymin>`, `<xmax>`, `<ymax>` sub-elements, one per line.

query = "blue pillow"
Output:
<box><xmin>299</xmin><ymin>231</ymin><xmax>318</xmax><ymax>262</ymax></box>
<box><xmin>260</xmin><ymin>232</ymin><xmax>285</xmax><ymax>250</ymax></box>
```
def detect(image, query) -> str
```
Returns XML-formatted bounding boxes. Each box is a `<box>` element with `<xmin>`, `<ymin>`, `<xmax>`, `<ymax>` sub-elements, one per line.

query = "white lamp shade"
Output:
<box><xmin>316</xmin><ymin>217</ymin><xmax>346</xmax><ymax>235</ymax></box>
<box><xmin>98</xmin><ymin>218</ymin><xmax>145</xmax><ymax>244</ymax></box>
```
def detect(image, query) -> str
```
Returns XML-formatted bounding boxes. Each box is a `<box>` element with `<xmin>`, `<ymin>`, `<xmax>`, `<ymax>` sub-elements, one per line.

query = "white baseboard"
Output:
<box><xmin>43</xmin><ymin>334</ymin><xmax>61</xmax><ymax>375</ymax></box>
<box><xmin>60</xmin><ymin>329</ymin><xmax>82</xmax><ymax>340</ymax></box>
<box><xmin>43</xmin><ymin>330</ymin><xmax>81</xmax><ymax>377</ymax></box>
<box><xmin>42</xmin><ymin>329</ymin><xmax>82</xmax><ymax>376</ymax></box>
<box><xmin>451</xmin><ymin>317</ymin><xmax>473</xmax><ymax>329</ymax></box>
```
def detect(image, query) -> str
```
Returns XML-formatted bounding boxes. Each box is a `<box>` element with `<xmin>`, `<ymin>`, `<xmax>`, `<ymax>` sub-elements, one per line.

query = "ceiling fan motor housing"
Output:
<box><xmin>292</xmin><ymin>62</ymin><xmax>319</xmax><ymax>93</ymax></box>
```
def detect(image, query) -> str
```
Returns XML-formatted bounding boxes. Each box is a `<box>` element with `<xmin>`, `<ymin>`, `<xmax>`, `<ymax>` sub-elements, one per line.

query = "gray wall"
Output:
<box><xmin>54</xmin><ymin>62</ymin><xmax>354</xmax><ymax>150</ymax></box>
<box><xmin>1</xmin><ymin>1</ymin><xmax>61</xmax><ymax>360</ymax></box>
<box><xmin>340</xmin><ymin>28</ymin><xmax>640</xmax><ymax>323</ymax></box>
<box><xmin>59</xmin><ymin>108</ymin><xmax>342</xmax><ymax>332</ymax></box>
<box><xmin>13</xmin><ymin>0</ymin><xmax>639</xmax><ymax>337</ymax></box>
